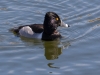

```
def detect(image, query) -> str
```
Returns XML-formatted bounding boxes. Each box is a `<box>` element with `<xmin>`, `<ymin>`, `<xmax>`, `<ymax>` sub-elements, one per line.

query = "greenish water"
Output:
<box><xmin>0</xmin><ymin>0</ymin><xmax>100</xmax><ymax>75</ymax></box>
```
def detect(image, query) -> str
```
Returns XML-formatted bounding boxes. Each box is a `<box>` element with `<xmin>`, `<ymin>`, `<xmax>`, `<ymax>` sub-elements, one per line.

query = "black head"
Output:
<box><xmin>43</xmin><ymin>12</ymin><xmax>61</xmax><ymax>34</ymax></box>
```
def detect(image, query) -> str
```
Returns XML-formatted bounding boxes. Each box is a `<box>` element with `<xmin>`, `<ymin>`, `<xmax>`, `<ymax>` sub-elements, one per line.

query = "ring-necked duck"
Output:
<box><xmin>10</xmin><ymin>12</ymin><xmax>69</xmax><ymax>41</ymax></box>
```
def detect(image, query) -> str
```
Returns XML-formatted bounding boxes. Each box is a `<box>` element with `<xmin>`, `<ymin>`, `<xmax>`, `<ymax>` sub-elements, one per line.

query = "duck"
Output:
<box><xmin>10</xmin><ymin>12</ymin><xmax>69</xmax><ymax>41</ymax></box>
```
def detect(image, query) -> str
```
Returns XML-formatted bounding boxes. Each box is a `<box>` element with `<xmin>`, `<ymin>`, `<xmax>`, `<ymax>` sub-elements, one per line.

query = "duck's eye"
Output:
<box><xmin>56</xmin><ymin>18</ymin><xmax>59</xmax><ymax>21</ymax></box>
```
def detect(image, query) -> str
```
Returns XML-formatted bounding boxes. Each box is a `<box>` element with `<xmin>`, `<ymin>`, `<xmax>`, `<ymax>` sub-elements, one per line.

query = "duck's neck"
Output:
<box><xmin>43</xmin><ymin>29</ymin><xmax>56</xmax><ymax>35</ymax></box>
<box><xmin>42</xmin><ymin>30</ymin><xmax>61</xmax><ymax>41</ymax></box>
<box><xmin>43</xmin><ymin>21</ymin><xmax>56</xmax><ymax>35</ymax></box>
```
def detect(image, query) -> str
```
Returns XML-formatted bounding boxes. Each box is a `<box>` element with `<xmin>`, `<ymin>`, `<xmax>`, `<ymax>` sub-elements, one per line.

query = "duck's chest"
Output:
<box><xmin>42</xmin><ymin>32</ymin><xmax>61</xmax><ymax>41</ymax></box>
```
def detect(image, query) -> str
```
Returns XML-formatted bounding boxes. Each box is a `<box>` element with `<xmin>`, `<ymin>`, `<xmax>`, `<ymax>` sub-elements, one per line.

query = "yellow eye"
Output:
<box><xmin>56</xmin><ymin>18</ymin><xmax>59</xmax><ymax>21</ymax></box>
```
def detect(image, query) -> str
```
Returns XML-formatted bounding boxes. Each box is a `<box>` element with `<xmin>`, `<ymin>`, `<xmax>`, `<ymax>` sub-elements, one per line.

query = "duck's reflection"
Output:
<box><xmin>20</xmin><ymin>37</ymin><xmax>70</xmax><ymax>60</ymax></box>
<box><xmin>20</xmin><ymin>37</ymin><xmax>70</xmax><ymax>68</ymax></box>
<box><xmin>43</xmin><ymin>41</ymin><xmax>62</xmax><ymax>60</ymax></box>
<box><xmin>48</xmin><ymin>63</ymin><xmax>59</xmax><ymax>69</ymax></box>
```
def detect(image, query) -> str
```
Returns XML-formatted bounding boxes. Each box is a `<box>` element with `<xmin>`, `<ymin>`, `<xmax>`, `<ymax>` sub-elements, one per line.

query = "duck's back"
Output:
<box><xmin>10</xmin><ymin>24</ymin><xmax>44</xmax><ymax>39</ymax></box>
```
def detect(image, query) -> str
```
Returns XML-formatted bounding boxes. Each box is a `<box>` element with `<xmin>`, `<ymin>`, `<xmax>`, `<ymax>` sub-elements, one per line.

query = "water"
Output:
<box><xmin>0</xmin><ymin>0</ymin><xmax>100</xmax><ymax>75</ymax></box>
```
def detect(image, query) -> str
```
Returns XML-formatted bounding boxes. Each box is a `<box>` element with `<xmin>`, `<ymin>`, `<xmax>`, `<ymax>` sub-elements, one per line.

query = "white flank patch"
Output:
<box><xmin>19</xmin><ymin>26</ymin><xmax>42</xmax><ymax>39</ymax></box>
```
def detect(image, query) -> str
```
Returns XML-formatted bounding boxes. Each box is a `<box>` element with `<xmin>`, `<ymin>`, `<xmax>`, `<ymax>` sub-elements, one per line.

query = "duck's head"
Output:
<box><xmin>43</xmin><ymin>12</ymin><xmax>69</xmax><ymax>32</ymax></box>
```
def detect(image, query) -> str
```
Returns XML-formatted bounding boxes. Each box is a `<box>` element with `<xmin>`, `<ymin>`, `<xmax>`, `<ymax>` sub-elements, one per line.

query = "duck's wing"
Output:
<box><xmin>29</xmin><ymin>24</ymin><xmax>44</xmax><ymax>33</ymax></box>
<box><xmin>10</xmin><ymin>24</ymin><xmax>44</xmax><ymax>35</ymax></box>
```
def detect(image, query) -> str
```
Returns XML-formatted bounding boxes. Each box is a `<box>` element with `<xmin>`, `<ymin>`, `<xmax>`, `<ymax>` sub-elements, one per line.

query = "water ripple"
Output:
<box><xmin>0</xmin><ymin>0</ymin><xmax>100</xmax><ymax>75</ymax></box>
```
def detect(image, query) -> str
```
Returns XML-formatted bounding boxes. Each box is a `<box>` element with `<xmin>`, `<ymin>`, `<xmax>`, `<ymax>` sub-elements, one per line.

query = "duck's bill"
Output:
<box><xmin>61</xmin><ymin>20</ymin><xmax>70</xmax><ymax>27</ymax></box>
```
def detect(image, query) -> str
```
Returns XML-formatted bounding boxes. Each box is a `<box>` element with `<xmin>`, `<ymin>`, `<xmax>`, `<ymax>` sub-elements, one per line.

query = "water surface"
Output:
<box><xmin>0</xmin><ymin>0</ymin><xmax>100</xmax><ymax>75</ymax></box>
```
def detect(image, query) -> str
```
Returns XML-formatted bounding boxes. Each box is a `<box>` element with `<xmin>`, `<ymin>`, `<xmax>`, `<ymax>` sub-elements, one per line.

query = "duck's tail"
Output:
<box><xmin>9</xmin><ymin>27</ymin><xmax>20</xmax><ymax>35</ymax></box>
